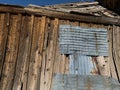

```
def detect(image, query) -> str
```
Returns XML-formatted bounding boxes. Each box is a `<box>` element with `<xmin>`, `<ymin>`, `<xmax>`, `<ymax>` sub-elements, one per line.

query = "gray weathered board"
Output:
<box><xmin>52</xmin><ymin>74</ymin><xmax>120</xmax><ymax>90</ymax></box>
<box><xmin>59</xmin><ymin>25</ymin><xmax>108</xmax><ymax>56</ymax></box>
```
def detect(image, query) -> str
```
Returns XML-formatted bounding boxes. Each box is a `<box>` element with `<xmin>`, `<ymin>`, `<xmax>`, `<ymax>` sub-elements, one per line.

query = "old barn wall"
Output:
<box><xmin>0</xmin><ymin>12</ymin><xmax>120</xmax><ymax>90</ymax></box>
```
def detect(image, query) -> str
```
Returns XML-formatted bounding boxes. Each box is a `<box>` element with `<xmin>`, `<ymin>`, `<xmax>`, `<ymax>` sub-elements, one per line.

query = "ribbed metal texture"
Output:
<box><xmin>52</xmin><ymin>74</ymin><xmax>120</xmax><ymax>90</ymax></box>
<box><xmin>69</xmin><ymin>54</ymin><xmax>96</xmax><ymax>75</ymax></box>
<box><xmin>59</xmin><ymin>25</ymin><xmax>108</xmax><ymax>56</ymax></box>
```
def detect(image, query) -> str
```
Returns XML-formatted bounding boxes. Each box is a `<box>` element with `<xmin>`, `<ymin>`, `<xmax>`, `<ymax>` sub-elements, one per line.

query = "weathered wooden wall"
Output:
<box><xmin>0</xmin><ymin>12</ymin><xmax>120</xmax><ymax>90</ymax></box>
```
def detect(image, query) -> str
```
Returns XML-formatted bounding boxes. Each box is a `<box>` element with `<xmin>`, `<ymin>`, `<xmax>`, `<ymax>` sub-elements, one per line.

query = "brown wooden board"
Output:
<box><xmin>0</xmin><ymin>14</ymin><xmax>21</xmax><ymax>90</ymax></box>
<box><xmin>12</xmin><ymin>15</ymin><xmax>34</xmax><ymax>90</ymax></box>
<box><xmin>26</xmin><ymin>16</ymin><xmax>44</xmax><ymax>90</ymax></box>
<box><xmin>0</xmin><ymin>13</ymin><xmax>9</xmax><ymax>79</ymax></box>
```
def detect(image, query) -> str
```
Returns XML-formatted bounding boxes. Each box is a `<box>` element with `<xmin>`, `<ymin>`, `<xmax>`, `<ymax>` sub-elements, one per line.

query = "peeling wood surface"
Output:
<box><xmin>0</xmin><ymin>13</ymin><xmax>119</xmax><ymax>90</ymax></box>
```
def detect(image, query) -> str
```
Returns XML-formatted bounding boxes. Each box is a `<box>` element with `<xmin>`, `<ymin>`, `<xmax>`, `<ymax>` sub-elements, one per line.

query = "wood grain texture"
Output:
<box><xmin>0</xmin><ymin>13</ymin><xmax>9</xmax><ymax>79</ymax></box>
<box><xmin>107</xmin><ymin>26</ymin><xmax>118</xmax><ymax>80</ymax></box>
<box><xmin>26</xmin><ymin>16</ymin><xmax>44</xmax><ymax>90</ymax></box>
<box><xmin>12</xmin><ymin>15</ymin><xmax>34</xmax><ymax>90</ymax></box>
<box><xmin>0</xmin><ymin>14</ymin><xmax>21</xmax><ymax>90</ymax></box>
<box><xmin>40</xmin><ymin>18</ymin><xmax>59</xmax><ymax>90</ymax></box>
<box><xmin>112</xmin><ymin>26</ymin><xmax>120</xmax><ymax>81</ymax></box>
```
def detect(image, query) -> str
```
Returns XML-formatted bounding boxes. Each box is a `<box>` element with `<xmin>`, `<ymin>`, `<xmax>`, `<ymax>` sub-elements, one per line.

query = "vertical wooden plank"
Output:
<box><xmin>117</xmin><ymin>26</ymin><xmax>120</xmax><ymax>79</ymax></box>
<box><xmin>49</xmin><ymin>18</ymin><xmax>59</xmax><ymax>90</ymax></box>
<box><xmin>39</xmin><ymin>18</ymin><xmax>51</xmax><ymax>90</ymax></box>
<box><xmin>40</xmin><ymin>18</ymin><xmax>59</xmax><ymax>90</ymax></box>
<box><xmin>0</xmin><ymin>13</ymin><xmax>9</xmax><ymax>78</ymax></box>
<box><xmin>108</xmin><ymin>25</ymin><xmax>118</xmax><ymax>80</ymax></box>
<box><xmin>12</xmin><ymin>15</ymin><xmax>34</xmax><ymax>90</ymax></box>
<box><xmin>112</xmin><ymin>26</ymin><xmax>120</xmax><ymax>81</ymax></box>
<box><xmin>40</xmin><ymin>19</ymin><xmax>53</xmax><ymax>90</ymax></box>
<box><xmin>0</xmin><ymin>14</ymin><xmax>20</xmax><ymax>90</ymax></box>
<box><xmin>27</xmin><ymin>16</ymin><xmax>46</xmax><ymax>90</ymax></box>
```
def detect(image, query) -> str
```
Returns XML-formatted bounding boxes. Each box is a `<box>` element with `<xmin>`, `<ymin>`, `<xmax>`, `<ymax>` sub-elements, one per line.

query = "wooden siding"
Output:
<box><xmin>0</xmin><ymin>12</ymin><xmax>120</xmax><ymax>90</ymax></box>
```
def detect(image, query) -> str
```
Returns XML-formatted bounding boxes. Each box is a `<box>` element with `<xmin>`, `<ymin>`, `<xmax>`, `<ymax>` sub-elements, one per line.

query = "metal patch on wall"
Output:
<box><xmin>69</xmin><ymin>54</ymin><xmax>97</xmax><ymax>75</ymax></box>
<box><xmin>59</xmin><ymin>25</ymin><xmax>108</xmax><ymax>56</ymax></box>
<box><xmin>52</xmin><ymin>74</ymin><xmax>120</xmax><ymax>90</ymax></box>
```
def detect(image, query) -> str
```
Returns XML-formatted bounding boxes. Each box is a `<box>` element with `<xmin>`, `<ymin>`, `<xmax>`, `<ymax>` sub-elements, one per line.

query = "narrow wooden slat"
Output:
<box><xmin>117</xmin><ymin>27</ymin><xmax>120</xmax><ymax>79</ymax></box>
<box><xmin>25</xmin><ymin>7</ymin><xmax>120</xmax><ymax>26</ymax></box>
<box><xmin>12</xmin><ymin>15</ymin><xmax>34</xmax><ymax>90</ymax></box>
<box><xmin>39</xmin><ymin>18</ymin><xmax>53</xmax><ymax>90</ymax></box>
<box><xmin>40</xmin><ymin>19</ymin><xmax>53</xmax><ymax>90</ymax></box>
<box><xmin>0</xmin><ymin>14</ymin><xmax>21</xmax><ymax>90</ymax></box>
<box><xmin>112</xmin><ymin>26</ymin><xmax>120</xmax><ymax>81</ymax></box>
<box><xmin>27</xmin><ymin>16</ymin><xmax>46</xmax><ymax>90</ymax></box>
<box><xmin>40</xmin><ymin>18</ymin><xmax>59</xmax><ymax>90</ymax></box>
<box><xmin>40</xmin><ymin>19</ymin><xmax>52</xmax><ymax>90</ymax></box>
<box><xmin>108</xmin><ymin>26</ymin><xmax>118</xmax><ymax>80</ymax></box>
<box><xmin>0</xmin><ymin>13</ymin><xmax>9</xmax><ymax>78</ymax></box>
<box><xmin>49</xmin><ymin>18</ymin><xmax>59</xmax><ymax>90</ymax></box>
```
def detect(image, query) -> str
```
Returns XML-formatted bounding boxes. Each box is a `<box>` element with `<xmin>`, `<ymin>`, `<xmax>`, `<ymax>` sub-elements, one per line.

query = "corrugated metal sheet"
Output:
<box><xmin>59</xmin><ymin>25</ymin><xmax>108</xmax><ymax>56</ymax></box>
<box><xmin>69</xmin><ymin>54</ymin><xmax>97</xmax><ymax>75</ymax></box>
<box><xmin>52</xmin><ymin>74</ymin><xmax>120</xmax><ymax>90</ymax></box>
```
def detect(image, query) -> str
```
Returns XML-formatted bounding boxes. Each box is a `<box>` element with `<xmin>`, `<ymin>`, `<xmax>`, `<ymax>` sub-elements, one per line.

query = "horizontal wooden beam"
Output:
<box><xmin>0</xmin><ymin>5</ymin><xmax>120</xmax><ymax>26</ymax></box>
<box><xmin>0</xmin><ymin>5</ymin><xmax>25</xmax><ymax>13</ymax></box>
<box><xmin>44</xmin><ymin>2</ymin><xmax>99</xmax><ymax>8</ymax></box>
<box><xmin>25</xmin><ymin>7</ymin><xmax>120</xmax><ymax>26</ymax></box>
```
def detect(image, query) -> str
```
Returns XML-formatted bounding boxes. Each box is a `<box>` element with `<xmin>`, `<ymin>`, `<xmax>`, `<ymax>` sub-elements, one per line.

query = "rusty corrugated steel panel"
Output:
<box><xmin>59</xmin><ymin>25</ymin><xmax>108</xmax><ymax>56</ymax></box>
<box><xmin>52</xmin><ymin>74</ymin><xmax>120</xmax><ymax>90</ymax></box>
<box><xmin>69</xmin><ymin>54</ymin><xmax>97</xmax><ymax>75</ymax></box>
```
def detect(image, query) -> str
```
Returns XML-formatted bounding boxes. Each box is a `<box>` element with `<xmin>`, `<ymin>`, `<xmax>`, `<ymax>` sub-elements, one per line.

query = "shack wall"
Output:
<box><xmin>0</xmin><ymin>12</ymin><xmax>120</xmax><ymax>90</ymax></box>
